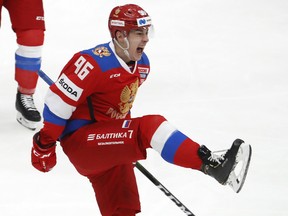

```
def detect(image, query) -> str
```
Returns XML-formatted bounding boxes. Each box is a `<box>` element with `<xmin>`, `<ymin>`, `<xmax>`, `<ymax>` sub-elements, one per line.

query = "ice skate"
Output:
<box><xmin>198</xmin><ymin>139</ymin><xmax>252</xmax><ymax>193</ymax></box>
<box><xmin>15</xmin><ymin>91</ymin><xmax>41</xmax><ymax>130</ymax></box>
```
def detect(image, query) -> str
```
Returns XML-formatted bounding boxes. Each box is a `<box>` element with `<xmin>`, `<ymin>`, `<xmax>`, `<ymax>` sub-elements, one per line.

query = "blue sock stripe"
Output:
<box><xmin>15</xmin><ymin>54</ymin><xmax>41</xmax><ymax>71</ymax></box>
<box><xmin>161</xmin><ymin>130</ymin><xmax>187</xmax><ymax>164</ymax></box>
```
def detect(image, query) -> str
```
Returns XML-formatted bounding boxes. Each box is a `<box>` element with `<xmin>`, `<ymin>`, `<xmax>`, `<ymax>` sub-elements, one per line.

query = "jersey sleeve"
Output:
<box><xmin>39</xmin><ymin>52</ymin><xmax>100</xmax><ymax>144</ymax></box>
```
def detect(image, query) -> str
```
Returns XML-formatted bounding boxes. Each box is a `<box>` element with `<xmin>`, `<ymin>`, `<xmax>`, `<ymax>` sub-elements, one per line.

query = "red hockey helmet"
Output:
<box><xmin>108</xmin><ymin>4</ymin><xmax>152</xmax><ymax>38</ymax></box>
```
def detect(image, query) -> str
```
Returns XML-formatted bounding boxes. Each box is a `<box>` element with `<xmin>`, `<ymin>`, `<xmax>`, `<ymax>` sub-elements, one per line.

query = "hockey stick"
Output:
<box><xmin>38</xmin><ymin>69</ymin><xmax>54</xmax><ymax>85</ymax></box>
<box><xmin>38</xmin><ymin>69</ymin><xmax>196</xmax><ymax>216</ymax></box>
<box><xmin>135</xmin><ymin>162</ymin><xmax>195</xmax><ymax>216</ymax></box>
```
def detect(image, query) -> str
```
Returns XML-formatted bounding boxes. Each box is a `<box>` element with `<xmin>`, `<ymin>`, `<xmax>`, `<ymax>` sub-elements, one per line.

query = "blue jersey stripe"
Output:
<box><xmin>161</xmin><ymin>130</ymin><xmax>187</xmax><ymax>164</ymax></box>
<box><xmin>43</xmin><ymin>104</ymin><xmax>67</xmax><ymax>126</ymax></box>
<box><xmin>60</xmin><ymin>119</ymin><xmax>93</xmax><ymax>140</ymax></box>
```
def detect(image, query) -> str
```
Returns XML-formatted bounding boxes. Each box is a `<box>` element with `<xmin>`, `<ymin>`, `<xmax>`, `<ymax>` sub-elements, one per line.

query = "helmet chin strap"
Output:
<box><xmin>113</xmin><ymin>37</ymin><xmax>131</xmax><ymax>60</ymax></box>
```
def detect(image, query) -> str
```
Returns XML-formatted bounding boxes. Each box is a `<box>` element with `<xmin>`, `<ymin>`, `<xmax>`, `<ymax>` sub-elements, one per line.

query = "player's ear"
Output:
<box><xmin>115</xmin><ymin>30</ymin><xmax>125</xmax><ymax>42</ymax></box>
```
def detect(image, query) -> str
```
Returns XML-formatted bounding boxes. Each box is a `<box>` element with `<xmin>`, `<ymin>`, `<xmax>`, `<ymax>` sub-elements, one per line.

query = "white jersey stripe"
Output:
<box><xmin>45</xmin><ymin>89</ymin><xmax>76</xmax><ymax>119</ymax></box>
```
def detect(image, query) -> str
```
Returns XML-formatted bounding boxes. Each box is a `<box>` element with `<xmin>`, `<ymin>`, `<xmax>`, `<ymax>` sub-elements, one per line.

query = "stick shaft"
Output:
<box><xmin>38</xmin><ymin>70</ymin><xmax>54</xmax><ymax>86</ymax></box>
<box><xmin>135</xmin><ymin>162</ymin><xmax>195</xmax><ymax>216</ymax></box>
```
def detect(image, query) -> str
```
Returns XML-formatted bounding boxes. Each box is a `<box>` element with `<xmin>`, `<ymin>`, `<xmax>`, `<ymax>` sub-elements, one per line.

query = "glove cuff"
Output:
<box><xmin>33</xmin><ymin>132</ymin><xmax>56</xmax><ymax>150</ymax></box>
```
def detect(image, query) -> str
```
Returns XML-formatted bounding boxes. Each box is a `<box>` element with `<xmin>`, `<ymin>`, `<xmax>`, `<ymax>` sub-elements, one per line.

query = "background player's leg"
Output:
<box><xmin>14</xmin><ymin>30</ymin><xmax>44</xmax><ymax>129</ymax></box>
<box><xmin>4</xmin><ymin>0</ymin><xmax>45</xmax><ymax>130</ymax></box>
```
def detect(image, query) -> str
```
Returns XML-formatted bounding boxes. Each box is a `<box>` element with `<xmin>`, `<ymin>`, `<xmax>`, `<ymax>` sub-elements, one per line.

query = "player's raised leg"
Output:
<box><xmin>139</xmin><ymin>115</ymin><xmax>252</xmax><ymax>192</ymax></box>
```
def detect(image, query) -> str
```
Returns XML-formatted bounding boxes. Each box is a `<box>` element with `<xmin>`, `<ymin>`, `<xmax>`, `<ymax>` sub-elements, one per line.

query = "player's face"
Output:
<box><xmin>127</xmin><ymin>28</ymin><xmax>149</xmax><ymax>61</ymax></box>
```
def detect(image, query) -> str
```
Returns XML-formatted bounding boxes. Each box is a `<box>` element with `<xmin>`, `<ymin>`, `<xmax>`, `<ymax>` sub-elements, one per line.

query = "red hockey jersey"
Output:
<box><xmin>40</xmin><ymin>41</ymin><xmax>150</xmax><ymax>143</ymax></box>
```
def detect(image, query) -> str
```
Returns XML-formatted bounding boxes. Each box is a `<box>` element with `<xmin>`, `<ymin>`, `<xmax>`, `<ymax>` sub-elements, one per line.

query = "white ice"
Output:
<box><xmin>0</xmin><ymin>0</ymin><xmax>287</xmax><ymax>215</ymax></box>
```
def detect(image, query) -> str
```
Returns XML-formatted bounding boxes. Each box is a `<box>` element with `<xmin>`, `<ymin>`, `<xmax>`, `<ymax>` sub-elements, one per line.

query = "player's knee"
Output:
<box><xmin>138</xmin><ymin>115</ymin><xmax>167</xmax><ymax>149</ymax></box>
<box><xmin>15</xmin><ymin>30</ymin><xmax>44</xmax><ymax>59</ymax></box>
<box><xmin>112</xmin><ymin>208</ymin><xmax>136</xmax><ymax>216</ymax></box>
<box><xmin>140</xmin><ymin>115</ymin><xmax>167</xmax><ymax>136</ymax></box>
<box><xmin>16</xmin><ymin>29</ymin><xmax>44</xmax><ymax>46</ymax></box>
<box><xmin>141</xmin><ymin>114</ymin><xmax>167</xmax><ymax>127</ymax></box>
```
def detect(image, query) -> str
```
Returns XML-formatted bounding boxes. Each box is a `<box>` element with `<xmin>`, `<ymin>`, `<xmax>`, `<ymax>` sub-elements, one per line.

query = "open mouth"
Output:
<box><xmin>137</xmin><ymin>47</ymin><xmax>144</xmax><ymax>54</ymax></box>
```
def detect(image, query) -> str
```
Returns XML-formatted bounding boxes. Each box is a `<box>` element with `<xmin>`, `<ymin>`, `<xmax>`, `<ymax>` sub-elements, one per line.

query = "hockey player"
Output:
<box><xmin>31</xmin><ymin>4</ymin><xmax>251</xmax><ymax>216</ymax></box>
<box><xmin>0</xmin><ymin>0</ymin><xmax>45</xmax><ymax>130</ymax></box>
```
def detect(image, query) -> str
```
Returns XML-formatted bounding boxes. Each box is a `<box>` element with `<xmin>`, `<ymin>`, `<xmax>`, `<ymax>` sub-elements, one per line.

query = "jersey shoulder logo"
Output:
<box><xmin>92</xmin><ymin>46</ymin><xmax>111</xmax><ymax>58</ymax></box>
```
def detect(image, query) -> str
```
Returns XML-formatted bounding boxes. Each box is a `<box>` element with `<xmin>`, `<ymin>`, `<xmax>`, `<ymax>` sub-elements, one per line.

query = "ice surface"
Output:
<box><xmin>1</xmin><ymin>0</ymin><xmax>287</xmax><ymax>215</ymax></box>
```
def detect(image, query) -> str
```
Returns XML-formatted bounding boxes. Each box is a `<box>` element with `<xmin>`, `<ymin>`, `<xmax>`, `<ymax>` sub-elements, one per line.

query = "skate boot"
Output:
<box><xmin>15</xmin><ymin>91</ymin><xmax>41</xmax><ymax>130</ymax></box>
<box><xmin>198</xmin><ymin>139</ymin><xmax>252</xmax><ymax>193</ymax></box>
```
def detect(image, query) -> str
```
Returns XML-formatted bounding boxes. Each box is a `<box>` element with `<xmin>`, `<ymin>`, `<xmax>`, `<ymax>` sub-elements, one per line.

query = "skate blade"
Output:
<box><xmin>16</xmin><ymin>112</ymin><xmax>38</xmax><ymax>130</ymax></box>
<box><xmin>226</xmin><ymin>142</ymin><xmax>252</xmax><ymax>193</ymax></box>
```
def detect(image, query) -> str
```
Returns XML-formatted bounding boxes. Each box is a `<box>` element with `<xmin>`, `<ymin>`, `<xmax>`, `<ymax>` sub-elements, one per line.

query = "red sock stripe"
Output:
<box><xmin>15</xmin><ymin>68</ymin><xmax>38</xmax><ymax>92</ymax></box>
<box><xmin>173</xmin><ymin>138</ymin><xmax>202</xmax><ymax>170</ymax></box>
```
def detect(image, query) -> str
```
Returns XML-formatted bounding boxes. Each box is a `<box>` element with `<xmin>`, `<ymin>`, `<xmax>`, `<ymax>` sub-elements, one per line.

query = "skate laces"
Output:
<box><xmin>208</xmin><ymin>150</ymin><xmax>227</xmax><ymax>167</ymax></box>
<box><xmin>20</xmin><ymin>94</ymin><xmax>37</xmax><ymax>111</ymax></box>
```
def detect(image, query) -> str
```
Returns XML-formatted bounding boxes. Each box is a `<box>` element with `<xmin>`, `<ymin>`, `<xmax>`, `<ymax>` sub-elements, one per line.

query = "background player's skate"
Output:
<box><xmin>15</xmin><ymin>91</ymin><xmax>41</xmax><ymax>130</ymax></box>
